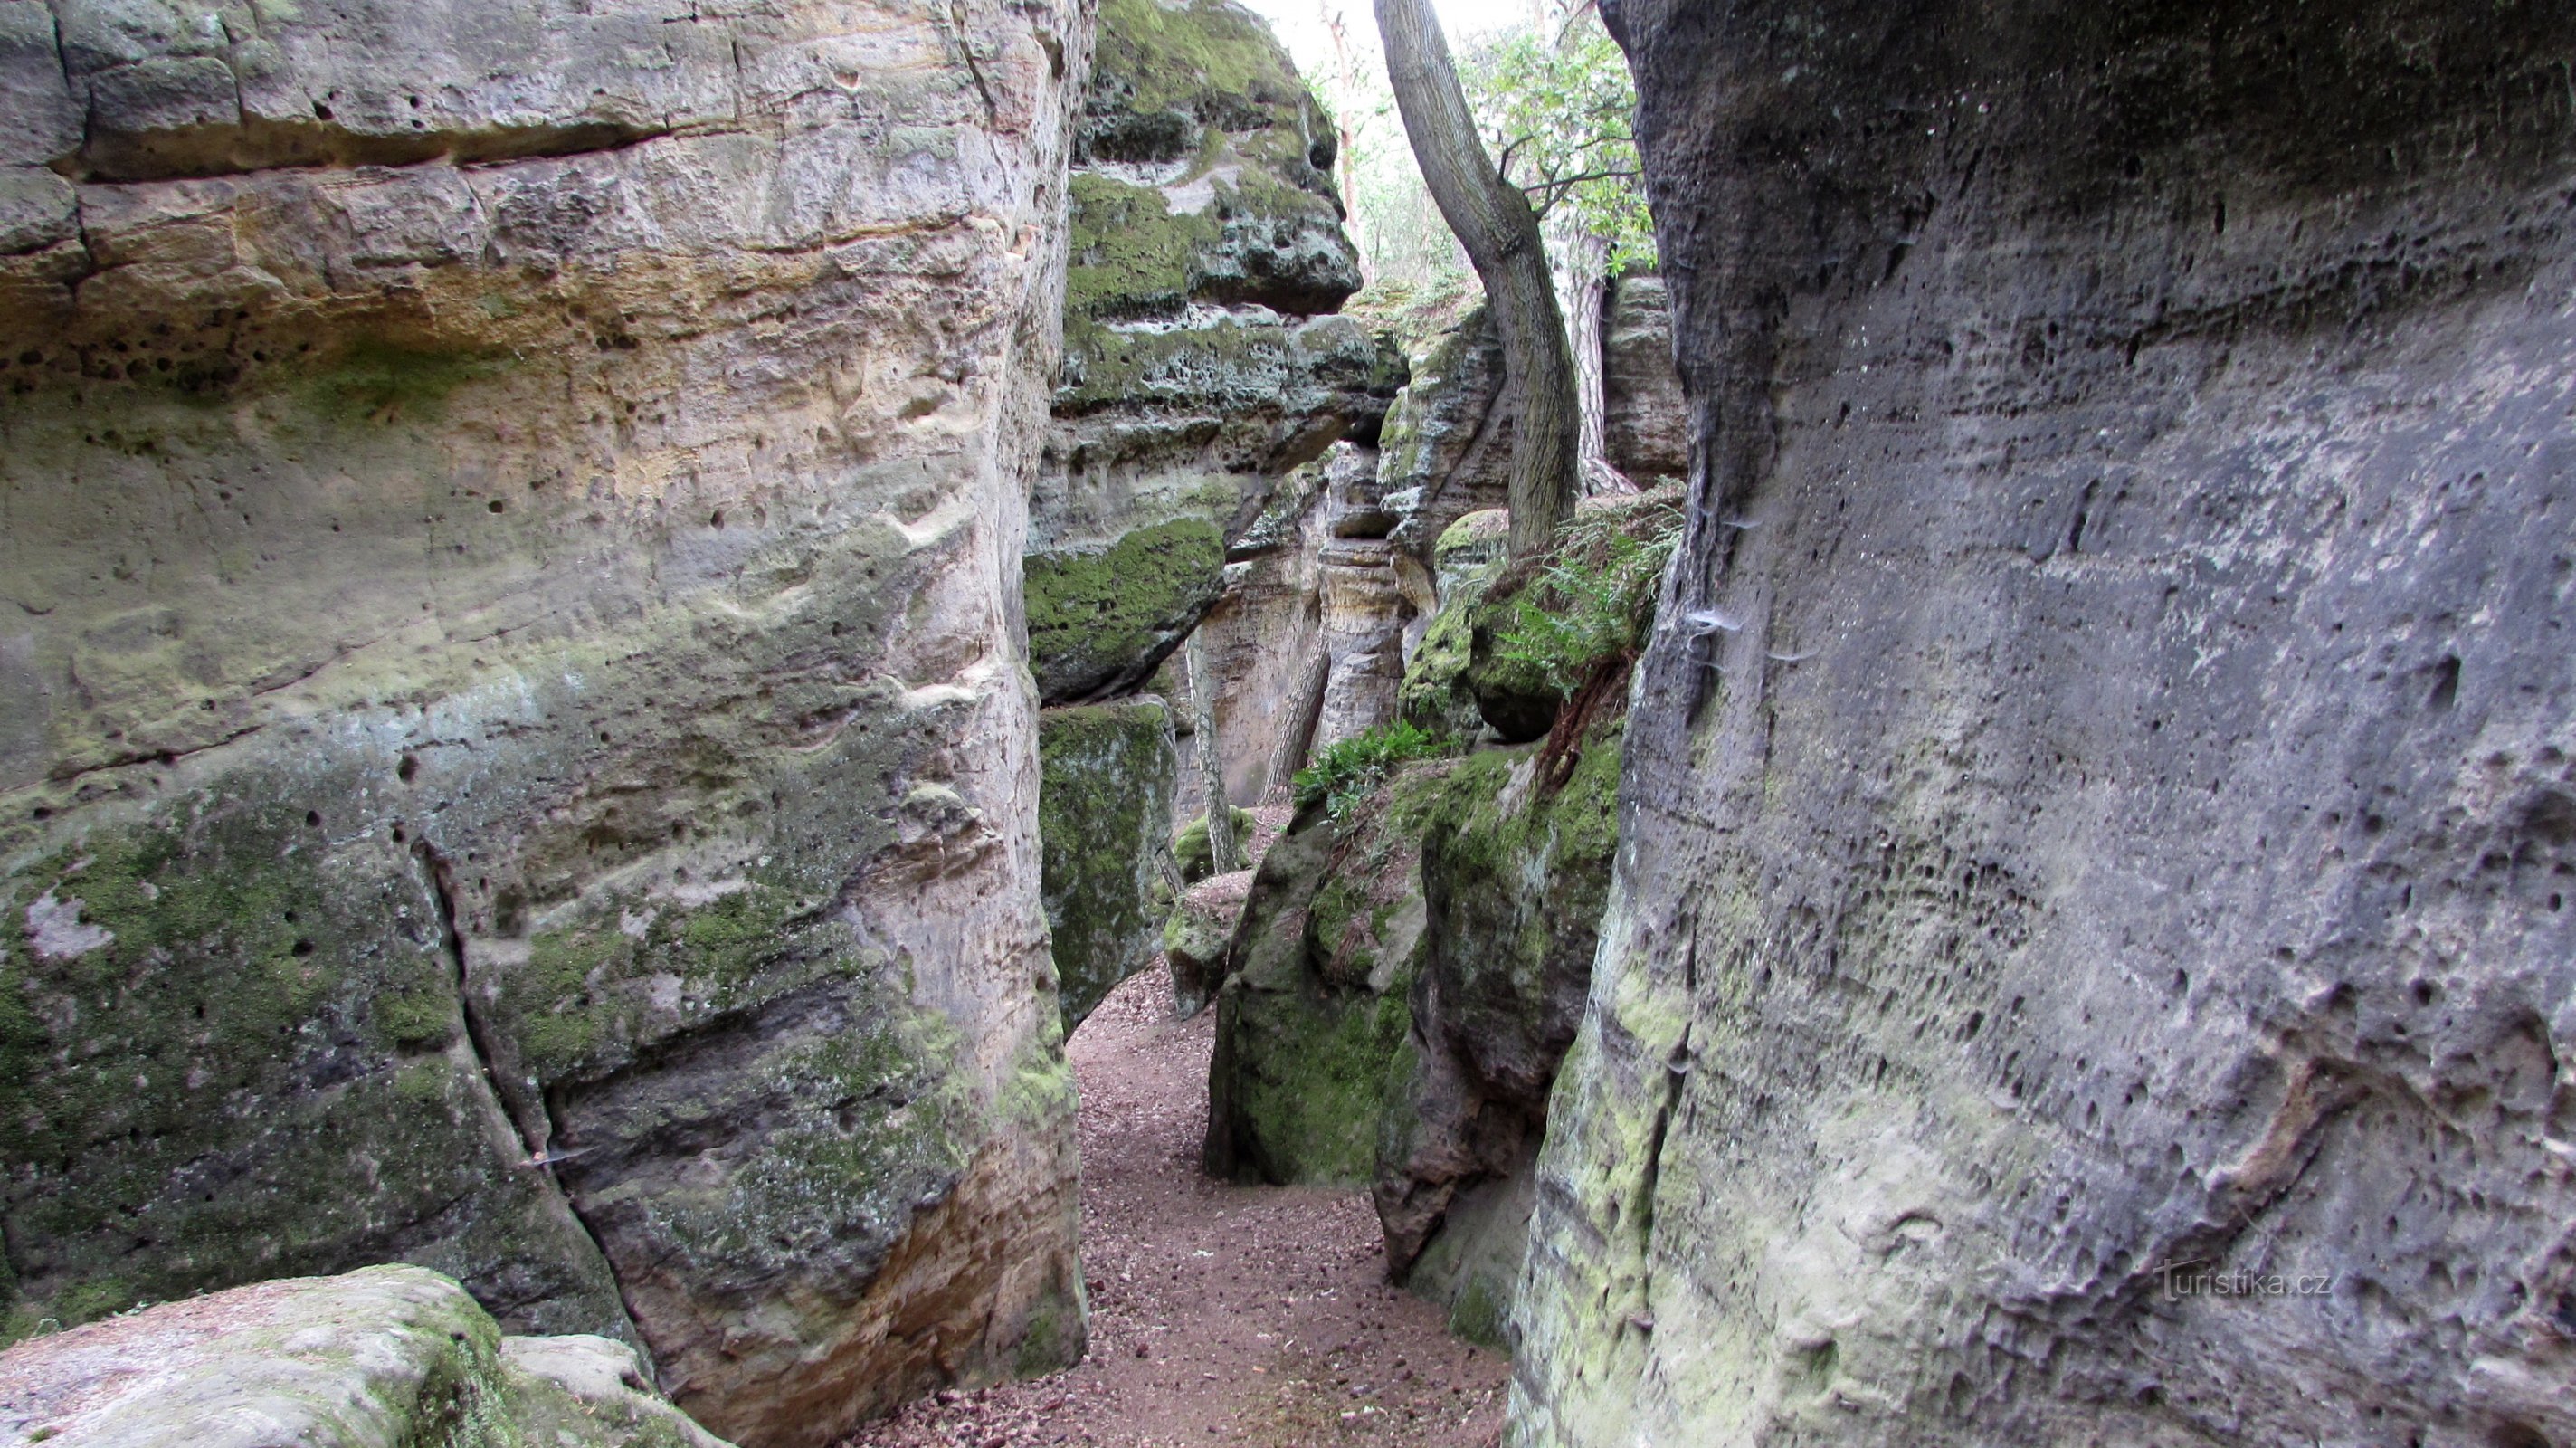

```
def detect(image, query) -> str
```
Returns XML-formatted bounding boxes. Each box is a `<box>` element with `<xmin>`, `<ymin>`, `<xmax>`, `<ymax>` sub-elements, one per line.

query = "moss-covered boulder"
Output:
<box><xmin>1203</xmin><ymin>776</ymin><xmax>1443</xmax><ymax>1187</ymax></box>
<box><xmin>1458</xmin><ymin>490</ymin><xmax>1685</xmax><ymax>744</ymax></box>
<box><xmin>1174</xmin><ymin>805</ymin><xmax>1259</xmax><ymax>882</ymax></box>
<box><xmin>1163</xmin><ymin>872</ymin><xmax>1250</xmax><ymax>1019</ymax></box>
<box><xmin>0</xmin><ymin>1264</ymin><xmax>730</xmax><ymax>1448</ymax></box>
<box><xmin>1201</xmin><ymin>706</ymin><xmax>1627</xmax><ymax>1344</ymax></box>
<box><xmin>1039</xmin><ymin>701</ymin><xmax>1181</xmax><ymax>1031</ymax></box>
<box><xmin>1376</xmin><ymin>721</ymin><xmax>1624</xmax><ymax>1345</ymax></box>
<box><xmin>1398</xmin><ymin>511</ymin><xmax>1509</xmax><ymax>739</ymax></box>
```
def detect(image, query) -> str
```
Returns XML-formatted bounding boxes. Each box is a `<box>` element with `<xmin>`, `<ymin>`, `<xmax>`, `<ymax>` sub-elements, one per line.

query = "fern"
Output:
<box><xmin>1491</xmin><ymin>510</ymin><xmax>1681</xmax><ymax>698</ymax></box>
<box><xmin>1292</xmin><ymin>721</ymin><xmax>1453</xmax><ymax>823</ymax></box>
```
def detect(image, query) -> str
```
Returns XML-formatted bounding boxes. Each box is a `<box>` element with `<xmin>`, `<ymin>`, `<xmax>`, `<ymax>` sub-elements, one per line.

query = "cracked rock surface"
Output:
<box><xmin>1513</xmin><ymin>3</ymin><xmax>2576</xmax><ymax>1445</ymax></box>
<box><xmin>0</xmin><ymin>3</ymin><xmax>1091</xmax><ymax>1444</ymax></box>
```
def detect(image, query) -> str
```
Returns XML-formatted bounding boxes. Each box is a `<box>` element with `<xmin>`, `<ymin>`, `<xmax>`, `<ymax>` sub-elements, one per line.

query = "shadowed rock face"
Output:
<box><xmin>1040</xmin><ymin>700</ymin><xmax>1180</xmax><ymax>1031</ymax></box>
<box><xmin>0</xmin><ymin>3</ymin><xmax>1089</xmax><ymax>1444</ymax></box>
<box><xmin>1516</xmin><ymin>3</ymin><xmax>2576</xmax><ymax>1446</ymax></box>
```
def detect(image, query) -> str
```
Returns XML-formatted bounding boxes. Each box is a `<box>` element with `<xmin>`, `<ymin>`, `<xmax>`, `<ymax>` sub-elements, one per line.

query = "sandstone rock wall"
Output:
<box><xmin>0</xmin><ymin>3</ymin><xmax>1090</xmax><ymax>1443</ymax></box>
<box><xmin>1029</xmin><ymin>0</ymin><xmax>1398</xmax><ymax>708</ymax></box>
<box><xmin>1598</xmin><ymin>275</ymin><xmax>1684</xmax><ymax>487</ymax></box>
<box><xmin>1516</xmin><ymin>4</ymin><xmax>2576</xmax><ymax>1444</ymax></box>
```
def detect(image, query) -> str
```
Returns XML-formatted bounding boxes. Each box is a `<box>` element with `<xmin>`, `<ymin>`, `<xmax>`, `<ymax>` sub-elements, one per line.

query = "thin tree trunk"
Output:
<box><xmin>1187</xmin><ymin>631</ymin><xmax>1238</xmax><ymax>875</ymax></box>
<box><xmin>1375</xmin><ymin>0</ymin><xmax>1578</xmax><ymax>561</ymax></box>
<box><xmin>1269</xmin><ymin>643</ymin><xmax>1332</xmax><ymax>798</ymax></box>
<box><xmin>1548</xmin><ymin>217</ymin><xmax>1630</xmax><ymax>495</ymax></box>
<box><xmin>1317</xmin><ymin>2</ymin><xmax>1374</xmax><ymax>284</ymax></box>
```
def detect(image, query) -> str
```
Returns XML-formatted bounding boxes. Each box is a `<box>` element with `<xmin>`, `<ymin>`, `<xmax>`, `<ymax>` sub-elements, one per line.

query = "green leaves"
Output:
<box><xmin>1293</xmin><ymin>720</ymin><xmax>1455</xmax><ymax>823</ymax></box>
<box><xmin>1461</xmin><ymin>12</ymin><xmax>1654</xmax><ymax>272</ymax></box>
<box><xmin>1490</xmin><ymin>506</ymin><xmax>1682</xmax><ymax>698</ymax></box>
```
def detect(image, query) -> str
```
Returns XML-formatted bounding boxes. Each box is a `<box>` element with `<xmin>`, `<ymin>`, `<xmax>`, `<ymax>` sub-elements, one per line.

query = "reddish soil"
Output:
<box><xmin>845</xmin><ymin>954</ymin><xmax>1508</xmax><ymax>1448</ymax></box>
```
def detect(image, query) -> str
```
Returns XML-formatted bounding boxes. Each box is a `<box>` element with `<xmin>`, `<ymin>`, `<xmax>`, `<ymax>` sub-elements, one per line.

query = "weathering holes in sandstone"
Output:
<box><xmin>0</xmin><ymin>1</ymin><xmax>2571</xmax><ymax>1446</ymax></box>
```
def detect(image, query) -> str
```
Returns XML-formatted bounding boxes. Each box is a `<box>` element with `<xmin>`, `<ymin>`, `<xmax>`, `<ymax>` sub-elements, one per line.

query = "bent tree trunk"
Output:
<box><xmin>1376</xmin><ymin>0</ymin><xmax>1579</xmax><ymax>561</ymax></box>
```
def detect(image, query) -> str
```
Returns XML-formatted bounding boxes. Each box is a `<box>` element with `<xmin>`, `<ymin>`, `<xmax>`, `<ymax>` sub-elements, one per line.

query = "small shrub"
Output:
<box><xmin>1293</xmin><ymin>721</ymin><xmax>1453</xmax><ymax>822</ymax></box>
<box><xmin>1489</xmin><ymin>507</ymin><xmax>1681</xmax><ymax>699</ymax></box>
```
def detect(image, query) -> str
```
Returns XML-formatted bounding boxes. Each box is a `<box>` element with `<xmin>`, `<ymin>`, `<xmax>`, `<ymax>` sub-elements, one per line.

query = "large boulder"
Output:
<box><xmin>1028</xmin><ymin>0</ymin><xmax>1402</xmax><ymax>704</ymax></box>
<box><xmin>1164</xmin><ymin>871</ymin><xmax>1252</xmax><ymax>1020</ymax></box>
<box><xmin>1379</xmin><ymin>725</ymin><xmax>1622</xmax><ymax>1348</ymax></box>
<box><xmin>1203</xmin><ymin>795</ymin><xmax>1427</xmax><ymax>1187</ymax></box>
<box><xmin>0</xmin><ymin>1264</ymin><xmax>727</xmax><ymax>1448</ymax></box>
<box><xmin>0</xmin><ymin>4</ymin><xmax>1088</xmax><ymax>1443</ymax></box>
<box><xmin>1039</xmin><ymin>700</ymin><xmax>1181</xmax><ymax>1032</ymax></box>
<box><xmin>1516</xmin><ymin>4</ymin><xmax>2576</xmax><ymax>1446</ymax></box>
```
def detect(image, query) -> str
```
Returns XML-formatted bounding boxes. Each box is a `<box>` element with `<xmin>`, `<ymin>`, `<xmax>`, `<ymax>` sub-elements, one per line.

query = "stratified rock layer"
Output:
<box><xmin>1516</xmin><ymin>4</ymin><xmax>2576</xmax><ymax>1445</ymax></box>
<box><xmin>1029</xmin><ymin>0</ymin><xmax>1398</xmax><ymax>705</ymax></box>
<box><xmin>1598</xmin><ymin>275</ymin><xmax>1685</xmax><ymax>486</ymax></box>
<box><xmin>0</xmin><ymin>4</ymin><xmax>1088</xmax><ymax>1444</ymax></box>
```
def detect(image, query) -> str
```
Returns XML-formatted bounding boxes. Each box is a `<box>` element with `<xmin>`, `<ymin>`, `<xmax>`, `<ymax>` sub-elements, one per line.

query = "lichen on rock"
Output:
<box><xmin>0</xmin><ymin>1264</ymin><xmax>731</xmax><ymax>1448</ymax></box>
<box><xmin>1515</xmin><ymin>5</ymin><xmax>2576</xmax><ymax>1445</ymax></box>
<box><xmin>1038</xmin><ymin>700</ymin><xmax>1181</xmax><ymax>1031</ymax></box>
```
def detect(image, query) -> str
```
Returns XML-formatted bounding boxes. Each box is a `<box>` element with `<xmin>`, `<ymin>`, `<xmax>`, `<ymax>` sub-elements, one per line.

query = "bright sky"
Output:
<box><xmin>1238</xmin><ymin>0</ymin><xmax>1535</xmax><ymax>79</ymax></box>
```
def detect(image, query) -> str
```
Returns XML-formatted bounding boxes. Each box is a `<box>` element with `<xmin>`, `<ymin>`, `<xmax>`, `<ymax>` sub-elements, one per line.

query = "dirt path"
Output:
<box><xmin>845</xmin><ymin>960</ymin><xmax>1509</xmax><ymax>1448</ymax></box>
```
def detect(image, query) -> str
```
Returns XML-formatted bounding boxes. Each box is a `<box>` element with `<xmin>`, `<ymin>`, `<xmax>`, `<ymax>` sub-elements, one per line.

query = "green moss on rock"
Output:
<box><xmin>504</xmin><ymin>878</ymin><xmax>834</xmax><ymax>1083</ymax></box>
<box><xmin>1025</xmin><ymin>519</ymin><xmax>1226</xmax><ymax>703</ymax></box>
<box><xmin>1204</xmin><ymin>768</ymin><xmax>1451</xmax><ymax>1187</ymax></box>
<box><xmin>1038</xmin><ymin>701</ymin><xmax>1180</xmax><ymax>1030</ymax></box>
<box><xmin>0</xmin><ymin>787</ymin><xmax>626</xmax><ymax>1341</ymax></box>
<box><xmin>1174</xmin><ymin>806</ymin><xmax>1258</xmax><ymax>882</ymax></box>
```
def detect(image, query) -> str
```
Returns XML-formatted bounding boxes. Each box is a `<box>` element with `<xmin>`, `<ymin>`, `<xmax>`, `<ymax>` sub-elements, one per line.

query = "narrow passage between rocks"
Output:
<box><xmin>845</xmin><ymin>953</ymin><xmax>1508</xmax><ymax>1448</ymax></box>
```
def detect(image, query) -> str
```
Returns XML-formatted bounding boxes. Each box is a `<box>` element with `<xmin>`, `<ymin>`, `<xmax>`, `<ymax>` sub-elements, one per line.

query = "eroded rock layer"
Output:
<box><xmin>0</xmin><ymin>4</ymin><xmax>1089</xmax><ymax>1444</ymax></box>
<box><xmin>1516</xmin><ymin>4</ymin><xmax>2576</xmax><ymax>1445</ymax></box>
<box><xmin>1029</xmin><ymin>0</ymin><xmax>1399</xmax><ymax>707</ymax></box>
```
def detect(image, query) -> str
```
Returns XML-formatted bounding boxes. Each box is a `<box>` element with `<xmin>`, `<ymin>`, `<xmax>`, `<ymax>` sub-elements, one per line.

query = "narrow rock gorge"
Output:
<box><xmin>1</xmin><ymin>3</ymin><xmax>1088</xmax><ymax>1443</ymax></box>
<box><xmin>1515</xmin><ymin>3</ymin><xmax>2576</xmax><ymax>1445</ymax></box>
<box><xmin>5</xmin><ymin>1</ymin><xmax>2570</xmax><ymax>1446</ymax></box>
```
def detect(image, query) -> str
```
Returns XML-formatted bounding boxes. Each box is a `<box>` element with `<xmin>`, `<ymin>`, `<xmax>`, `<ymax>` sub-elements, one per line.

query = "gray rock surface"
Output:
<box><xmin>1514</xmin><ymin>3</ymin><xmax>2576</xmax><ymax>1445</ymax></box>
<box><xmin>1598</xmin><ymin>275</ymin><xmax>1686</xmax><ymax>485</ymax></box>
<box><xmin>1378</xmin><ymin>307</ymin><xmax>1512</xmax><ymax>561</ymax></box>
<box><xmin>0</xmin><ymin>1264</ymin><xmax>728</xmax><ymax>1448</ymax></box>
<box><xmin>0</xmin><ymin>3</ymin><xmax>1090</xmax><ymax>1443</ymax></box>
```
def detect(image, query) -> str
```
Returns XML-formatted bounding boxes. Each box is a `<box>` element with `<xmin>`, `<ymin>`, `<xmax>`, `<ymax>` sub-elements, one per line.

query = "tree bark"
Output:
<box><xmin>1269</xmin><ymin>642</ymin><xmax>1333</xmax><ymax>798</ymax></box>
<box><xmin>1548</xmin><ymin>216</ymin><xmax>1630</xmax><ymax>495</ymax></box>
<box><xmin>1187</xmin><ymin>631</ymin><xmax>1238</xmax><ymax>875</ymax></box>
<box><xmin>1375</xmin><ymin>0</ymin><xmax>1579</xmax><ymax>561</ymax></box>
